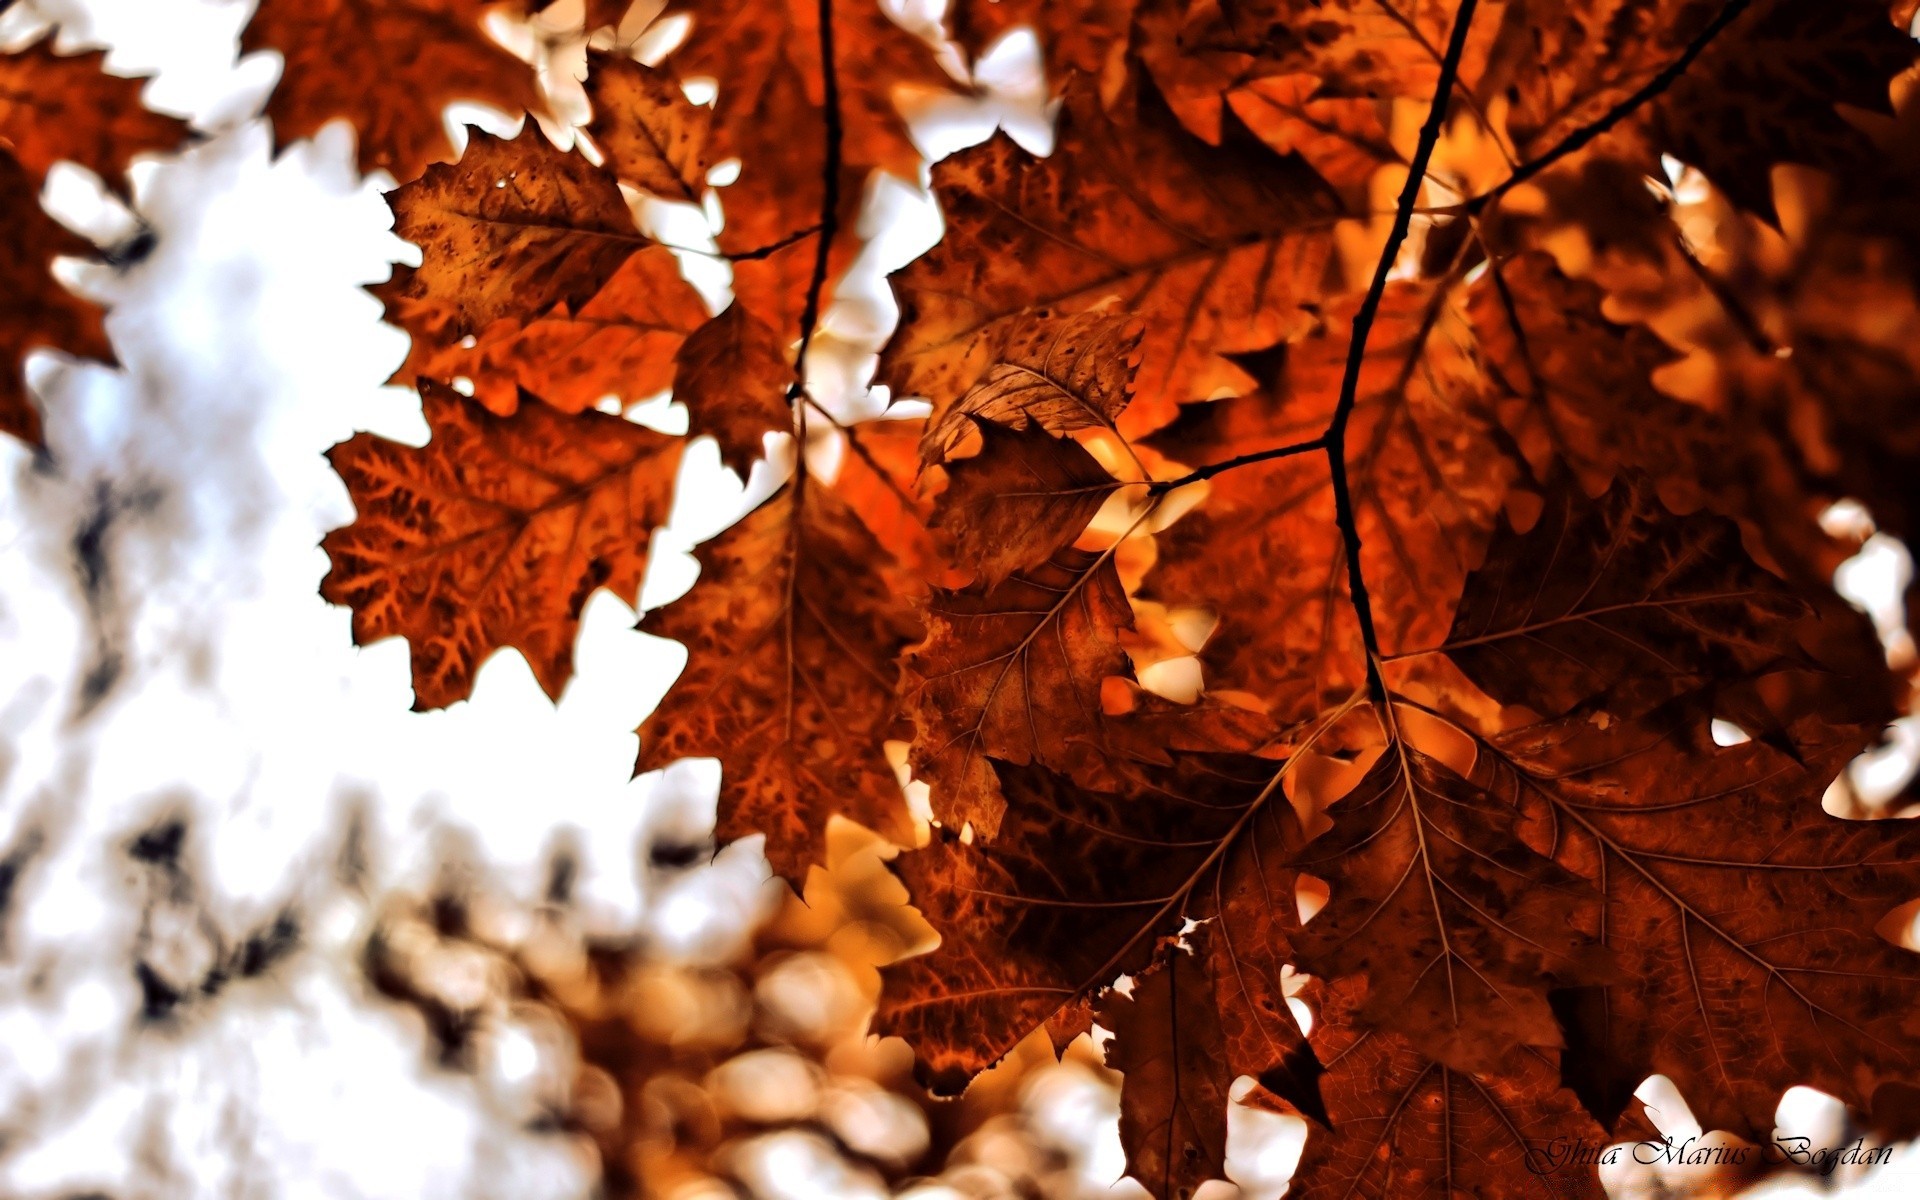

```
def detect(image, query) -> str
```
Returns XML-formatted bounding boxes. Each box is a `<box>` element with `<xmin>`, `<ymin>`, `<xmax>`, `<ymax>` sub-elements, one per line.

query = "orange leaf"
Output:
<box><xmin>321</xmin><ymin>380</ymin><xmax>684</xmax><ymax>708</ymax></box>
<box><xmin>636</xmin><ymin>480</ymin><xmax>921</xmax><ymax>882</ymax></box>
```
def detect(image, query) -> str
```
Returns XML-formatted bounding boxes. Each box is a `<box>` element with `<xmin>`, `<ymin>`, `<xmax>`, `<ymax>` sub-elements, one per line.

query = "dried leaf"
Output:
<box><xmin>672</xmin><ymin>303</ymin><xmax>792</xmax><ymax>477</ymax></box>
<box><xmin>378</xmin><ymin>243</ymin><xmax>705</xmax><ymax>415</ymax></box>
<box><xmin>382</xmin><ymin>125</ymin><xmax>648</xmax><ymax>341</ymax></box>
<box><xmin>585</xmin><ymin>53</ymin><xmax>712</xmax><ymax>204</ymax></box>
<box><xmin>0</xmin><ymin>34</ymin><xmax>188</xmax><ymax>190</ymax></box>
<box><xmin>901</xmin><ymin>548</ymin><xmax>1135</xmax><ymax>836</ymax></box>
<box><xmin>243</xmin><ymin>0</ymin><xmax>541</xmax><ymax>182</ymax></box>
<box><xmin>637</xmin><ymin>481</ymin><xmax>921</xmax><ymax>882</ymax></box>
<box><xmin>0</xmin><ymin>153</ymin><xmax>111</xmax><ymax>446</ymax></box>
<box><xmin>930</xmin><ymin>421</ymin><xmax>1119</xmax><ymax>590</ymax></box>
<box><xmin>881</xmin><ymin>83</ymin><xmax>1339</xmax><ymax>437</ymax></box>
<box><xmin>321</xmin><ymin>380</ymin><xmax>683</xmax><ymax>707</ymax></box>
<box><xmin>1443</xmin><ymin>474</ymin><xmax>1817</xmax><ymax>719</ymax></box>
<box><xmin>919</xmin><ymin>312</ymin><xmax>1142</xmax><ymax>465</ymax></box>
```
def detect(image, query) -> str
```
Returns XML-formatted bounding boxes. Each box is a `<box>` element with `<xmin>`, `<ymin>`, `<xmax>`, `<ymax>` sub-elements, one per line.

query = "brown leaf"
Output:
<box><xmin>1470</xmin><ymin>251</ymin><xmax>1718</xmax><ymax>494</ymax></box>
<box><xmin>377</xmin><ymin>242</ymin><xmax>705</xmax><ymax>415</ymax></box>
<box><xmin>1485</xmin><ymin>696</ymin><xmax>1920</xmax><ymax>1138</ymax></box>
<box><xmin>242</xmin><ymin>0</ymin><xmax>541</xmax><ymax>182</ymax></box>
<box><xmin>321</xmin><ymin>380</ymin><xmax>683</xmax><ymax>708</ymax></box>
<box><xmin>880</xmin><ymin>83</ymin><xmax>1339</xmax><ymax>438</ymax></box>
<box><xmin>1442</xmin><ymin>474</ymin><xmax>1817</xmax><ymax>719</ymax></box>
<box><xmin>382</xmin><ymin>125</ymin><xmax>648</xmax><ymax>342</ymax></box>
<box><xmin>877</xmin><ymin>752</ymin><xmax>1298</xmax><ymax>1093</ymax></box>
<box><xmin>584</xmin><ymin>53</ymin><xmax>712</xmax><ymax>204</ymax></box>
<box><xmin>0</xmin><ymin>153</ymin><xmax>112</xmax><ymax>446</ymax></box>
<box><xmin>1225</xmin><ymin>75</ymin><xmax>1398</xmax><ymax>208</ymax></box>
<box><xmin>945</xmin><ymin>0</ymin><xmax>1133</xmax><ymax>88</ymax></box>
<box><xmin>1291</xmin><ymin>740</ymin><xmax>1614</xmax><ymax>1072</ymax></box>
<box><xmin>0</xmin><ymin>34</ymin><xmax>188</xmax><ymax>190</ymax></box>
<box><xmin>930</xmin><ymin>421</ymin><xmax>1119</xmax><ymax>590</ymax></box>
<box><xmin>1291</xmin><ymin>976</ymin><xmax>1610</xmax><ymax>1200</ymax></box>
<box><xmin>672</xmin><ymin>303</ymin><xmax>792</xmax><ymax>477</ymax></box>
<box><xmin>919</xmin><ymin>312</ymin><xmax>1142</xmax><ymax>466</ymax></box>
<box><xmin>636</xmin><ymin>480</ymin><xmax>921</xmax><ymax>882</ymax></box>
<box><xmin>901</xmin><ymin>548</ymin><xmax>1135</xmax><ymax>836</ymax></box>
<box><xmin>1100</xmin><ymin>932</ymin><xmax>1234</xmax><ymax>1200</ymax></box>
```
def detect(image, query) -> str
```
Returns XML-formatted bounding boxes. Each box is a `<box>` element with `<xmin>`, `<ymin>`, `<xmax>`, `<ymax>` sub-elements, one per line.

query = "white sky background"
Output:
<box><xmin>0</xmin><ymin>0</ymin><xmax>1917</xmax><ymax>1197</ymax></box>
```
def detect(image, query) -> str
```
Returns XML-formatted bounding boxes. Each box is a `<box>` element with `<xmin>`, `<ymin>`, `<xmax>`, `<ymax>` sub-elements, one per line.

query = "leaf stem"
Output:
<box><xmin>1463</xmin><ymin>0</ymin><xmax>1752</xmax><ymax>217</ymax></box>
<box><xmin>1323</xmin><ymin>0</ymin><xmax>1482</xmax><ymax>704</ymax></box>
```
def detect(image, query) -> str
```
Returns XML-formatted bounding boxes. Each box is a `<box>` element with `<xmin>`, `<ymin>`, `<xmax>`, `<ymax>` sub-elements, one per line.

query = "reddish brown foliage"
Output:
<box><xmin>19</xmin><ymin>0</ymin><xmax>1920</xmax><ymax>1195</ymax></box>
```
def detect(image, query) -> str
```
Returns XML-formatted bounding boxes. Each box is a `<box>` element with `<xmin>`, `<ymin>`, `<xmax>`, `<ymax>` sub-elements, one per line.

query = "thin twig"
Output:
<box><xmin>1323</xmin><ymin>0</ymin><xmax>1482</xmax><ymax>704</ymax></box>
<box><xmin>1145</xmin><ymin>435</ymin><xmax>1327</xmax><ymax>496</ymax></box>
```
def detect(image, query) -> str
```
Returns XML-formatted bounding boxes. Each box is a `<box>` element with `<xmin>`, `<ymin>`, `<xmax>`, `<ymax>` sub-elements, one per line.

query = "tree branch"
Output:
<box><xmin>1464</xmin><ymin>0</ymin><xmax>1752</xmax><ymax>217</ymax></box>
<box><xmin>787</xmin><ymin>0</ymin><xmax>842</xmax><ymax>408</ymax></box>
<box><xmin>1323</xmin><ymin>0</ymin><xmax>1482</xmax><ymax>704</ymax></box>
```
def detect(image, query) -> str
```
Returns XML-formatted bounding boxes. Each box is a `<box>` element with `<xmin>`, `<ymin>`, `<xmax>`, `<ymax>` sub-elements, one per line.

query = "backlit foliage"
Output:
<box><xmin>11</xmin><ymin>0</ymin><xmax>1920</xmax><ymax>1195</ymax></box>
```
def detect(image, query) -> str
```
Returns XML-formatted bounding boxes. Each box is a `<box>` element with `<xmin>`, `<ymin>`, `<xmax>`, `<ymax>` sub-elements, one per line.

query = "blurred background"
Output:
<box><xmin>0</xmin><ymin>1</ymin><xmax>1916</xmax><ymax>1197</ymax></box>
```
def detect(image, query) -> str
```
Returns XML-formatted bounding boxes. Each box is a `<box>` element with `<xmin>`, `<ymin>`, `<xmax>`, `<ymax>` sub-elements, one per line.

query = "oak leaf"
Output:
<box><xmin>1101</xmin><ymin>923</ymin><xmax>1326</xmax><ymax>1200</ymax></box>
<box><xmin>1442</xmin><ymin>474</ymin><xmax>1819</xmax><ymax>720</ymax></box>
<box><xmin>0</xmin><ymin>153</ymin><xmax>112</xmax><ymax>446</ymax></box>
<box><xmin>321</xmin><ymin>380</ymin><xmax>684</xmax><ymax>708</ymax></box>
<box><xmin>0</xmin><ymin>34</ymin><xmax>188</xmax><ymax>190</ymax></box>
<box><xmin>1145</xmin><ymin>278</ymin><xmax>1513</xmax><ymax>724</ymax></box>
<box><xmin>900</xmin><ymin>548</ymin><xmax>1135</xmax><ymax>836</ymax></box>
<box><xmin>929</xmin><ymin>421</ymin><xmax>1120</xmax><ymax>590</ymax></box>
<box><xmin>877</xmin><ymin>751</ymin><xmax>1298</xmax><ymax>1093</ymax></box>
<box><xmin>584</xmin><ymin>53</ymin><xmax>712</xmax><ymax>205</ymax></box>
<box><xmin>382</xmin><ymin>125</ymin><xmax>649</xmax><ymax>341</ymax></box>
<box><xmin>376</xmin><ymin>243</ymin><xmax>704</xmax><ymax>415</ymax></box>
<box><xmin>671</xmin><ymin>303</ymin><xmax>793</xmax><ymax>477</ymax></box>
<box><xmin>636</xmin><ymin>481</ymin><xmax>921</xmax><ymax>882</ymax></box>
<box><xmin>1291</xmin><ymin>975</ymin><xmax>1612</xmax><ymax>1200</ymax></box>
<box><xmin>242</xmin><ymin>0</ymin><xmax>541</xmax><ymax>182</ymax></box>
<box><xmin>1485</xmin><ymin>698</ymin><xmax>1920</xmax><ymax>1138</ymax></box>
<box><xmin>1290</xmin><ymin>741</ymin><xmax>1613</xmax><ymax>1072</ymax></box>
<box><xmin>880</xmin><ymin>83</ymin><xmax>1339</xmax><ymax>437</ymax></box>
<box><xmin>918</xmin><ymin>312</ymin><xmax>1142</xmax><ymax>466</ymax></box>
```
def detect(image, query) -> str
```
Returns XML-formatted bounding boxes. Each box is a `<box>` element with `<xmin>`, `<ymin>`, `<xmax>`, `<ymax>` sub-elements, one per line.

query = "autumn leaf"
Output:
<box><xmin>636</xmin><ymin>480</ymin><xmax>921</xmax><ymax>882</ymax></box>
<box><xmin>929</xmin><ymin>421</ymin><xmax>1120</xmax><ymax>590</ymax></box>
<box><xmin>1290</xmin><ymin>740</ymin><xmax>1614</xmax><ymax>1072</ymax></box>
<box><xmin>1291</xmin><ymin>975</ymin><xmax>1613</xmax><ymax>1200</ymax></box>
<box><xmin>584</xmin><ymin>53</ymin><xmax>712</xmax><ymax>204</ymax></box>
<box><xmin>0</xmin><ymin>152</ymin><xmax>112</xmax><ymax>446</ymax></box>
<box><xmin>1439</xmin><ymin>474</ymin><xmax>1823</xmax><ymax>720</ymax></box>
<box><xmin>243</xmin><ymin>0</ymin><xmax>541</xmax><ymax>183</ymax></box>
<box><xmin>918</xmin><ymin>311</ymin><xmax>1142</xmax><ymax>466</ymax></box>
<box><xmin>0</xmin><ymin>33</ymin><xmax>188</xmax><ymax>191</ymax></box>
<box><xmin>376</xmin><ymin>242</ymin><xmax>705</xmax><ymax>416</ymax></box>
<box><xmin>877</xmin><ymin>751</ymin><xmax>1297</xmax><ymax>1092</ymax></box>
<box><xmin>1102</xmin><ymin>923</ymin><xmax>1326</xmax><ymax>1200</ymax></box>
<box><xmin>381</xmin><ymin>125</ymin><xmax>650</xmax><ymax>341</ymax></box>
<box><xmin>672</xmin><ymin>303</ymin><xmax>793</xmax><ymax>477</ymax></box>
<box><xmin>1100</xmin><ymin>933</ymin><xmax>1235</xmax><ymax>1200</ymax></box>
<box><xmin>900</xmin><ymin>547</ymin><xmax>1136</xmax><ymax>836</ymax></box>
<box><xmin>1479</xmin><ymin>0</ymin><xmax>1916</xmax><ymax>224</ymax></box>
<box><xmin>321</xmin><ymin>380</ymin><xmax>684</xmax><ymax>708</ymax></box>
<box><xmin>654</xmin><ymin>0</ymin><xmax>961</xmax><ymax>330</ymax></box>
<box><xmin>880</xmin><ymin>83</ymin><xmax>1340</xmax><ymax>438</ymax></box>
<box><xmin>1484</xmin><ymin>697</ymin><xmax>1920</xmax><ymax>1138</ymax></box>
